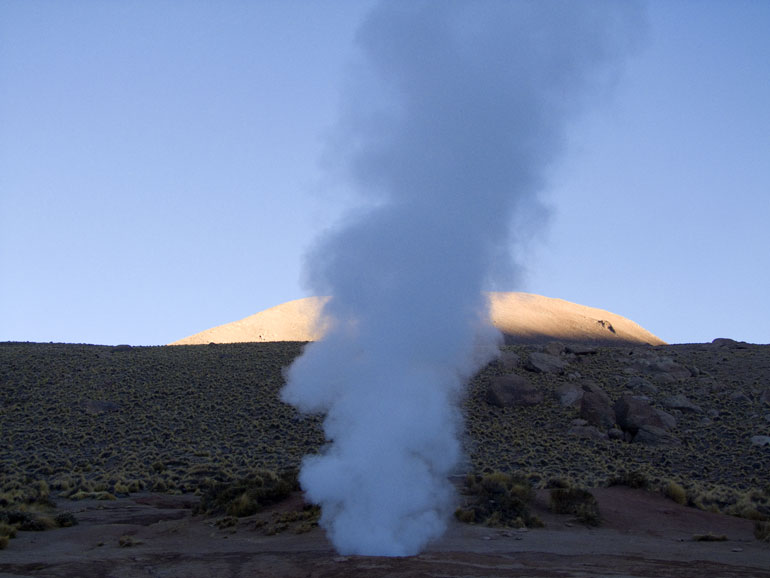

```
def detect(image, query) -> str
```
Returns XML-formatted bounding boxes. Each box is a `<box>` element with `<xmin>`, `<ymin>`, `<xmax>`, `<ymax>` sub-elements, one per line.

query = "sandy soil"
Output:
<box><xmin>2</xmin><ymin>487</ymin><xmax>768</xmax><ymax>578</ymax></box>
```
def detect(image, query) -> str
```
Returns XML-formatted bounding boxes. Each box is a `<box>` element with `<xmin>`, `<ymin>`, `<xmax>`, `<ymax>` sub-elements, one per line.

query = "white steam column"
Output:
<box><xmin>282</xmin><ymin>0</ymin><xmax>642</xmax><ymax>556</ymax></box>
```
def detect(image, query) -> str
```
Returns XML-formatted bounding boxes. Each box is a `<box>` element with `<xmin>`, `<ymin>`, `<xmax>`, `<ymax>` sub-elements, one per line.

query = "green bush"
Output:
<box><xmin>608</xmin><ymin>470</ymin><xmax>649</xmax><ymax>489</ymax></box>
<box><xmin>55</xmin><ymin>512</ymin><xmax>78</xmax><ymax>527</ymax></box>
<box><xmin>195</xmin><ymin>469</ymin><xmax>296</xmax><ymax>517</ymax></box>
<box><xmin>0</xmin><ymin>522</ymin><xmax>17</xmax><ymax>539</ymax></box>
<box><xmin>549</xmin><ymin>487</ymin><xmax>601</xmax><ymax>526</ymax></box>
<box><xmin>455</xmin><ymin>472</ymin><xmax>542</xmax><ymax>528</ymax></box>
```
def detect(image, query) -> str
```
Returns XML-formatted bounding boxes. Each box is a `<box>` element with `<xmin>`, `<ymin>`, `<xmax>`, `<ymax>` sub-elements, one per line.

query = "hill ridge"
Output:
<box><xmin>170</xmin><ymin>292</ymin><xmax>665</xmax><ymax>346</ymax></box>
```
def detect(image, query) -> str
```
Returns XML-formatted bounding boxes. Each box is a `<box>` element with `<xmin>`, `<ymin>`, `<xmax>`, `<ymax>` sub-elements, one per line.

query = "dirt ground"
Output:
<box><xmin>2</xmin><ymin>487</ymin><xmax>768</xmax><ymax>578</ymax></box>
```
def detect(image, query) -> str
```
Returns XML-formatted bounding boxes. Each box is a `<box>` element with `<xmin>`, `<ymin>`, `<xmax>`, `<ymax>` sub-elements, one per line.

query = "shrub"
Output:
<box><xmin>0</xmin><ymin>510</ymin><xmax>55</xmax><ymax>531</ymax></box>
<box><xmin>693</xmin><ymin>533</ymin><xmax>728</xmax><ymax>541</ymax></box>
<box><xmin>0</xmin><ymin>535</ymin><xmax>8</xmax><ymax>550</ymax></box>
<box><xmin>545</xmin><ymin>478</ymin><xmax>571</xmax><ymax>489</ymax></box>
<box><xmin>55</xmin><ymin>512</ymin><xmax>78</xmax><ymax>527</ymax></box>
<box><xmin>0</xmin><ymin>522</ymin><xmax>17</xmax><ymax>539</ymax></box>
<box><xmin>755</xmin><ymin>521</ymin><xmax>770</xmax><ymax>543</ymax></box>
<box><xmin>608</xmin><ymin>470</ymin><xmax>649</xmax><ymax>489</ymax></box>
<box><xmin>195</xmin><ymin>469</ymin><xmax>296</xmax><ymax>517</ymax></box>
<box><xmin>118</xmin><ymin>535</ymin><xmax>142</xmax><ymax>547</ymax></box>
<box><xmin>550</xmin><ymin>487</ymin><xmax>601</xmax><ymax>526</ymax></box>
<box><xmin>664</xmin><ymin>481</ymin><xmax>687</xmax><ymax>505</ymax></box>
<box><xmin>214</xmin><ymin>516</ymin><xmax>238</xmax><ymax>529</ymax></box>
<box><xmin>455</xmin><ymin>472</ymin><xmax>542</xmax><ymax>528</ymax></box>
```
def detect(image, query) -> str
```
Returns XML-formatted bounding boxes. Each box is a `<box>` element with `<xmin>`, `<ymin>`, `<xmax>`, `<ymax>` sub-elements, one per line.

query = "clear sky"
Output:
<box><xmin>2</xmin><ymin>1</ymin><xmax>768</xmax><ymax>346</ymax></box>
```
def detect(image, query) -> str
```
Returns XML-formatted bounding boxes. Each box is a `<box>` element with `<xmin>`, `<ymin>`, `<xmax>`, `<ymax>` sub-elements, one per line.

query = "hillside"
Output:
<box><xmin>170</xmin><ymin>292</ymin><xmax>665</xmax><ymax>346</ymax></box>
<box><xmin>2</xmin><ymin>339</ymin><xmax>767</xmax><ymax>515</ymax></box>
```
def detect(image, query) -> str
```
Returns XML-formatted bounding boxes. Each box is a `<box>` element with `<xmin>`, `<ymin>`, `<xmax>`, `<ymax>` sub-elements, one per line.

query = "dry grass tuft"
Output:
<box><xmin>755</xmin><ymin>521</ymin><xmax>770</xmax><ymax>543</ymax></box>
<box><xmin>549</xmin><ymin>486</ymin><xmax>601</xmax><ymax>526</ymax></box>
<box><xmin>664</xmin><ymin>481</ymin><xmax>687</xmax><ymax>505</ymax></box>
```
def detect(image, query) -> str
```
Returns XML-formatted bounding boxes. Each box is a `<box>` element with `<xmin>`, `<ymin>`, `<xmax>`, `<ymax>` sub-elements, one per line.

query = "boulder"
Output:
<box><xmin>662</xmin><ymin>394</ymin><xmax>703</xmax><ymax>414</ymax></box>
<box><xmin>543</xmin><ymin>342</ymin><xmax>565</xmax><ymax>357</ymax></box>
<box><xmin>626</xmin><ymin>376</ymin><xmax>658</xmax><ymax>394</ymax></box>
<box><xmin>729</xmin><ymin>391</ymin><xmax>751</xmax><ymax>403</ymax></box>
<box><xmin>711</xmin><ymin>337</ymin><xmax>749</xmax><ymax>348</ymax></box>
<box><xmin>565</xmin><ymin>344</ymin><xmax>597</xmax><ymax>355</ymax></box>
<box><xmin>525</xmin><ymin>352</ymin><xmax>569</xmax><ymax>374</ymax></box>
<box><xmin>555</xmin><ymin>384</ymin><xmax>583</xmax><ymax>407</ymax></box>
<box><xmin>750</xmin><ymin>436</ymin><xmax>770</xmax><ymax>448</ymax></box>
<box><xmin>647</xmin><ymin>358</ymin><xmax>692</xmax><ymax>380</ymax></box>
<box><xmin>634</xmin><ymin>425</ymin><xmax>681</xmax><ymax>446</ymax></box>
<box><xmin>655</xmin><ymin>409</ymin><xmax>678</xmax><ymax>430</ymax></box>
<box><xmin>759</xmin><ymin>389</ymin><xmax>770</xmax><ymax>407</ymax></box>
<box><xmin>614</xmin><ymin>396</ymin><xmax>675</xmax><ymax>435</ymax></box>
<box><xmin>652</xmin><ymin>372</ymin><xmax>677</xmax><ymax>385</ymax></box>
<box><xmin>579</xmin><ymin>383</ymin><xmax>615</xmax><ymax>429</ymax></box>
<box><xmin>486</xmin><ymin>374</ymin><xmax>543</xmax><ymax>408</ymax></box>
<box><xmin>498</xmin><ymin>350</ymin><xmax>521</xmax><ymax>371</ymax></box>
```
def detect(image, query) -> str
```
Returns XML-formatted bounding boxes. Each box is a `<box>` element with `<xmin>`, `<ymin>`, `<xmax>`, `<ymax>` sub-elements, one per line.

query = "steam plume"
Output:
<box><xmin>282</xmin><ymin>0</ymin><xmax>641</xmax><ymax>556</ymax></box>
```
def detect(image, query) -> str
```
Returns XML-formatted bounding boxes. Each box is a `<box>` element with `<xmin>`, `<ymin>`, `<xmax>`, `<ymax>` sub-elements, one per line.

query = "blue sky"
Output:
<box><xmin>1</xmin><ymin>1</ymin><xmax>768</xmax><ymax>346</ymax></box>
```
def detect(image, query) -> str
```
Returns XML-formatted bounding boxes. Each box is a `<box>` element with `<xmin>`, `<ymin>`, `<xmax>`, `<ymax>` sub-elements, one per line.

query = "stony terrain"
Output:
<box><xmin>2</xmin><ymin>339</ymin><xmax>769</xmax><ymax>513</ymax></box>
<box><xmin>468</xmin><ymin>339</ymin><xmax>770</xmax><ymax>512</ymax></box>
<box><xmin>1</xmin><ymin>338</ymin><xmax>769</xmax><ymax>576</ymax></box>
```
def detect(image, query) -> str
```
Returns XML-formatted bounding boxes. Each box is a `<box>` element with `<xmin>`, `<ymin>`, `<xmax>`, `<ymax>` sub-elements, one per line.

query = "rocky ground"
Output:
<box><xmin>1</xmin><ymin>339</ymin><xmax>769</xmax><ymax>576</ymax></box>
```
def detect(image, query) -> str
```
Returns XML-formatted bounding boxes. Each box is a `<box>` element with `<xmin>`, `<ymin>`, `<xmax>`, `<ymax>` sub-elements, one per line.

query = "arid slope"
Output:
<box><xmin>170</xmin><ymin>292</ymin><xmax>665</xmax><ymax>346</ymax></box>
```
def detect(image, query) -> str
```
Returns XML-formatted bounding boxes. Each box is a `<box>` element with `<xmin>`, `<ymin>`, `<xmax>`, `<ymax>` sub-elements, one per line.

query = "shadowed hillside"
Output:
<box><xmin>2</xmin><ymin>339</ymin><xmax>768</xmax><ymax>521</ymax></box>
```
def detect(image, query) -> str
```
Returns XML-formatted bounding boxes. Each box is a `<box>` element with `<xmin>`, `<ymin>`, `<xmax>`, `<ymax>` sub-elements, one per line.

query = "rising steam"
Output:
<box><xmin>281</xmin><ymin>0</ymin><xmax>641</xmax><ymax>556</ymax></box>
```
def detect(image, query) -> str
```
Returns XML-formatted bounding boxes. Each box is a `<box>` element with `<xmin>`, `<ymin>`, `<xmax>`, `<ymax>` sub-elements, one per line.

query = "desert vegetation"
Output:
<box><xmin>1</xmin><ymin>339</ymin><xmax>769</xmax><ymax>547</ymax></box>
<box><xmin>454</xmin><ymin>472</ymin><xmax>543</xmax><ymax>528</ymax></box>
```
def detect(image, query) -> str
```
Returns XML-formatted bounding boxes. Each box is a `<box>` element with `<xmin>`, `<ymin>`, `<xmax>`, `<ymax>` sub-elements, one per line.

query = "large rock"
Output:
<box><xmin>647</xmin><ymin>357</ymin><xmax>692</xmax><ymax>380</ymax></box>
<box><xmin>634</xmin><ymin>425</ymin><xmax>681</xmax><ymax>446</ymax></box>
<box><xmin>627</xmin><ymin>356</ymin><xmax>691</xmax><ymax>382</ymax></box>
<box><xmin>751</xmin><ymin>436</ymin><xmax>770</xmax><ymax>447</ymax></box>
<box><xmin>626</xmin><ymin>376</ymin><xmax>658</xmax><ymax>394</ymax></box>
<box><xmin>543</xmin><ymin>342</ymin><xmax>565</xmax><ymax>356</ymax></box>
<box><xmin>486</xmin><ymin>374</ymin><xmax>544</xmax><ymax>408</ymax></box>
<box><xmin>711</xmin><ymin>337</ymin><xmax>750</xmax><ymax>349</ymax></box>
<box><xmin>565</xmin><ymin>344</ymin><xmax>597</xmax><ymax>355</ymax></box>
<box><xmin>555</xmin><ymin>384</ymin><xmax>584</xmax><ymax>407</ymax></box>
<box><xmin>525</xmin><ymin>352</ymin><xmax>569</xmax><ymax>374</ymax></box>
<box><xmin>662</xmin><ymin>394</ymin><xmax>703</xmax><ymax>414</ymax></box>
<box><xmin>614</xmin><ymin>396</ymin><xmax>676</xmax><ymax>435</ymax></box>
<box><xmin>498</xmin><ymin>350</ymin><xmax>521</xmax><ymax>371</ymax></box>
<box><xmin>579</xmin><ymin>383</ymin><xmax>615</xmax><ymax>429</ymax></box>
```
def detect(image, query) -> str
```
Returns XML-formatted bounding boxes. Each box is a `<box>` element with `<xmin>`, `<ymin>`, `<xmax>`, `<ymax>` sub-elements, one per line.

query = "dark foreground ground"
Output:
<box><xmin>1</xmin><ymin>486</ymin><xmax>769</xmax><ymax>578</ymax></box>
